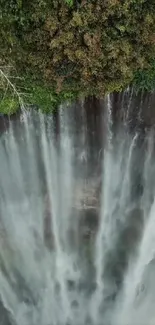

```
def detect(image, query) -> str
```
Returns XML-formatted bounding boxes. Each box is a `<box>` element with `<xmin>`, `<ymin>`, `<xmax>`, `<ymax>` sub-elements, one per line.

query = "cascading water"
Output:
<box><xmin>0</xmin><ymin>93</ymin><xmax>155</xmax><ymax>325</ymax></box>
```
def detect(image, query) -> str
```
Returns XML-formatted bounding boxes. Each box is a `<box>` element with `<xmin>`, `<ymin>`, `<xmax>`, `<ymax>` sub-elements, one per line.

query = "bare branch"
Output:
<box><xmin>0</xmin><ymin>67</ymin><xmax>26</xmax><ymax>111</ymax></box>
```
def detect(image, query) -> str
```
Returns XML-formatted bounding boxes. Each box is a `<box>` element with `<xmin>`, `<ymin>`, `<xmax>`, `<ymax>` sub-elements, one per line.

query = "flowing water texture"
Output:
<box><xmin>0</xmin><ymin>94</ymin><xmax>155</xmax><ymax>325</ymax></box>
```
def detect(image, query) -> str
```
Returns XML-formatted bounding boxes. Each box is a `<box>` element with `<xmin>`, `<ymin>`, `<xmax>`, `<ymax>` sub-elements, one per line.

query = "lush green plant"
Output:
<box><xmin>64</xmin><ymin>0</ymin><xmax>74</xmax><ymax>7</ymax></box>
<box><xmin>27</xmin><ymin>82</ymin><xmax>78</xmax><ymax>113</ymax></box>
<box><xmin>0</xmin><ymin>69</ymin><xmax>78</xmax><ymax>115</ymax></box>
<box><xmin>133</xmin><ymin>59</ymin><xmax>155</xmax><ymax>92</ymax></box>
<box><xmin>0</xmin><ymin>66</ymin><xmax>24</xmax><ymax>114</ymax></box>
<box><xmin>0</xmin><ymin>96</ymin><xmax>19</xmax><ymax>115</ymax></box>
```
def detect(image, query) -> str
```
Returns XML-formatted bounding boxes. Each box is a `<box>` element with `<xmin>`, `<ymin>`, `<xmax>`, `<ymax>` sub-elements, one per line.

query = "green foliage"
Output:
<box><xmin>0</xmin><ymin>71</ymin><xmax>78</xmax><ymax>114</ymax></box>
<box><xmin>64</xmin><ymin>0</ymin><xmax>74</xmax><ymax>7</ymax></box>
<box><xmin>27</xmin><ymin>81</ymin><xmax>77</xmax><ymax>113</ymax></box>
<box><xmin>0</xmin><ymin>96</ymin><xmax>19</xmax><ymax>115</ymax></box>
<box><xmin>133</xmin><ymin>59</ymin><xmax>155</xmax><ymax>92</ymax></box>
<box><xmin>0</xmin><ymin>66</ymin><xmax>24</xmax><ymax>114</ymax></box>
<box><xmin>0</xmin><ymin>0</ymin><xmax>155</xmax><ymax>113</ymax></box>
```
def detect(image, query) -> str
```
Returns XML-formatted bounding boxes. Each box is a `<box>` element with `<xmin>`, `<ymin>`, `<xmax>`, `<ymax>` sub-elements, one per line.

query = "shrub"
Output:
<box><xmin>0</xmin><ymin>97</ymin><xmax>19</xmax><ymax>115</ymax></box>
<box><xmin>133</xmin><ymin>59</ymin><xmax>155</xmax><ymax>92</ymax></box>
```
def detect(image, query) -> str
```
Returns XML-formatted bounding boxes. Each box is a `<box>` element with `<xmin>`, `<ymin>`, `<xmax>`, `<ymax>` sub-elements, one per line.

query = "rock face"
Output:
<box><xmin>0</xmin><ymin>111</ymin><xmax>21</xmax><ymax>136</ymax></box>
<box><xmin>112</xmin><ymin>90</ymin><xmax>155</xmax><ymax>132</ymax></box>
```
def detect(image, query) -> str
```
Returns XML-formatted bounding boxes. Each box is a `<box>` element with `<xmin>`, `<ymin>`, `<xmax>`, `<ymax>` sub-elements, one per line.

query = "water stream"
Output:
<box><xmin>0</xmin><ymin>92</ymin><xmax>155</xmax><ymax>324</ymax></box>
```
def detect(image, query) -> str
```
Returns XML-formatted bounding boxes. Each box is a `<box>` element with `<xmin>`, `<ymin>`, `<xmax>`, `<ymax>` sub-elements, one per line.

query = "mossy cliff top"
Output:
<box><xmin>0</xmin><ymin>0</ymin><xmax>155</xmax><ymax>113</ymax></box>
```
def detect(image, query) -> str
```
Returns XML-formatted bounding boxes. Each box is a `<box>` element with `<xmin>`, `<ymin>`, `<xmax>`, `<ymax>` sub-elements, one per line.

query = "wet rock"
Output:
<box><xmin>0</xmin><ymin>111</ymin><xmax>21</xmax><ymax>136</ymax></box>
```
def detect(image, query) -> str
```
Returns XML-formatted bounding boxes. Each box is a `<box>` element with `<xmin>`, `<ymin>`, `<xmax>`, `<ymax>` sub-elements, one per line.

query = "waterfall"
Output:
<box><xmin>0</xmin><ymin>92</ymin><xmax>155</xmax><ymax>325</ymax></box>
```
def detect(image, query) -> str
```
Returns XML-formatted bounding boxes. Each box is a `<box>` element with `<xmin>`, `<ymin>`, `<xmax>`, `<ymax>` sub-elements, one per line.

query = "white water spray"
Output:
<box><xmin>0</xmin><ymin>93</ymin><xmax>155</xmax><ymax>325</ymax></box>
